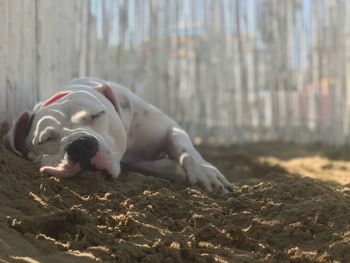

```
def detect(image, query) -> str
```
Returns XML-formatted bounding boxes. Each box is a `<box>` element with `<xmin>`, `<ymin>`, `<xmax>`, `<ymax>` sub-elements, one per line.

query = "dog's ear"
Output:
<box><xmin>95</xmin><ymin>84</ymin><xmax>132</xmax><ymax>130</ymax></box>
<box><xmin>3</xmin><ymin>111</ymin><xmax>34</xmax><ymax>158</ymax></box>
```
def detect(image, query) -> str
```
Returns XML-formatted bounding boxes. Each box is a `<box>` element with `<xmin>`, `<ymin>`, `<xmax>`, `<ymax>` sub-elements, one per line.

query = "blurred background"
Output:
<box><xmin>1</xmin><ymin>0</ymin><xmax>349</xmax><ymax>145</ymax></box>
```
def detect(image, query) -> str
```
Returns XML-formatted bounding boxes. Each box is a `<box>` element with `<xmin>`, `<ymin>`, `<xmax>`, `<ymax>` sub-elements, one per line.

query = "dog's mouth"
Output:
<box><xmin>39</xmin><ymin>150</ymin><xmax>120</xmax><ymax>179</ymax></box>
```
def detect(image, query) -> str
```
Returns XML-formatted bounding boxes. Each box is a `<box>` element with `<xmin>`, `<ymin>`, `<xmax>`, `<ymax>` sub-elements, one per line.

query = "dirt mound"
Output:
<box><xmin>1</xmin><ymin>142</ymin><xmax>350</xmax><ymax>262</ymax></box>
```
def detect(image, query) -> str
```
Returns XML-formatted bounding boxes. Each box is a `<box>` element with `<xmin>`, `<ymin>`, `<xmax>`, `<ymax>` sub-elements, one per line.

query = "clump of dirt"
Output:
<box><xmin>1</xmin><ymin>141</ymin><xmax>350</xmax><ymax>262</ymax></box>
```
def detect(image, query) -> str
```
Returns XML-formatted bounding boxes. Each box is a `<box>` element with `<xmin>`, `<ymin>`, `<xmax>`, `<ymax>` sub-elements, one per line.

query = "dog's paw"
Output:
<box><xmin>185</xmin><ymin>158</ymin><xmax>233</xmax><ymax>194</ymax></box>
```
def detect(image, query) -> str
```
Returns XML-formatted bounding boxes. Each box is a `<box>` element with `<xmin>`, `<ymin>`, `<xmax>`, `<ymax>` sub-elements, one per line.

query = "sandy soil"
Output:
<box><xmin>1</xmin><ymin>135</ymin><xmax>350</xmax><ymax>262</ymax></box>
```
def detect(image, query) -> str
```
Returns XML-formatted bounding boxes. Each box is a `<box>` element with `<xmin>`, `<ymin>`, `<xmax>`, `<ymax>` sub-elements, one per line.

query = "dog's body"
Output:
<box><xmin>4</xmin><ymin>78</ymin><xmax>231</xmax><ymax>193</ymax></box>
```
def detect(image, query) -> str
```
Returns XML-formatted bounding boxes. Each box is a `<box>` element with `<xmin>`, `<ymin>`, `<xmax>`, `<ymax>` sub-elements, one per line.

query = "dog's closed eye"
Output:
<box><xmin>71</xmin><ymin>110</ymin><xmax>105</xmax><ymax>124</ymax></box>
<box><xmin>39</xmin><ymin>135</ymin><xmax>58</xmax><ymax>145</ymax></box>
<box><xmin>91</xmin><ymin>110</ymin><xmax>105</xmax><ymax>120</ymax></box>
<box><xmin>37</xmin><ymin>127</ymin><xmax>59</xmax><ymax>146</ymax></box>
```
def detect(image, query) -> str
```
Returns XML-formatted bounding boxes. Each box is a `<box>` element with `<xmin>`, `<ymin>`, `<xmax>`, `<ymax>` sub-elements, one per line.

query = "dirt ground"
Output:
<box><xmin>1</xmin><ymin>136</ymin><xmax>350</xmax><ymax>262</ymax></box>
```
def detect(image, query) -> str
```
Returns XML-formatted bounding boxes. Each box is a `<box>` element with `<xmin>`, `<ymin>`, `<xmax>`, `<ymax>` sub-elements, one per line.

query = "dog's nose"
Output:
<box><xmin>66</xmin><ymin>136</ymin><xmax>99</xmax><ymax>164</ymax></box>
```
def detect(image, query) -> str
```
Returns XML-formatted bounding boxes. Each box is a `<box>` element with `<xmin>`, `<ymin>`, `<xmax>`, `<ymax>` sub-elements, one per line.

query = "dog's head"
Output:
<box><xmin>3</xmin><ymin>84</ymin><xmax>132</xmax><ymax>178</ymax></box>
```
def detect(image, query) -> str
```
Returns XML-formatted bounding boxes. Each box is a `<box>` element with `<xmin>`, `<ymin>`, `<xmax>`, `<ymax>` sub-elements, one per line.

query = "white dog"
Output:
<box><xmin>4</xmin><ymin>78</ymin><xmax>232</xmax><ymax>193</ymax></box>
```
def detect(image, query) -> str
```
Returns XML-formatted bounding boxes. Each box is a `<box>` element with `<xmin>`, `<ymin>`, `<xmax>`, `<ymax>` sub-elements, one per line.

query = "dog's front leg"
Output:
<box><xmin>124</xmin><ymin>159</ymin><xmax>187</xmax><ymax>183</ymax></box>
<box><xmin>165</xmin><ymin>126</ymin><xmax>232</xmax><ymax>193</ymax></box>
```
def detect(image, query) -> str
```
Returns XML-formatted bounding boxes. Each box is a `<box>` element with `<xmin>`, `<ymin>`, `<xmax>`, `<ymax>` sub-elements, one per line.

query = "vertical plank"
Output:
<box><xmin>344</xmin><ymin>0</ymin><xmax>350</xmax><ymax>142</ymax></box>
<box><xmin>0</xmin><ymin>0</ymin><xmax>8</xmax><ymax>122</ymax></box>
<box><xmin>6</xmin><ymin>0</ymin><xmax>37</xmax><ymax>120</ymax></box>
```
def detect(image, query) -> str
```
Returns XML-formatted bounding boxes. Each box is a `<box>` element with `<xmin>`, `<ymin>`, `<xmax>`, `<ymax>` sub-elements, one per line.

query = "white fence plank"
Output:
<box><xmin>0</xmin><ymin>0</ymin><xmax>8</xmax><ymax>121</ymax></box>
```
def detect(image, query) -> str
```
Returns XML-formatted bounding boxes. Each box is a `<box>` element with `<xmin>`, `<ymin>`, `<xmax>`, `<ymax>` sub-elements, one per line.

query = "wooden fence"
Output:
<box><xmin>1</xmin><ymin>0</ymin><xmax>350</xmax><ymax>145</ymax></box>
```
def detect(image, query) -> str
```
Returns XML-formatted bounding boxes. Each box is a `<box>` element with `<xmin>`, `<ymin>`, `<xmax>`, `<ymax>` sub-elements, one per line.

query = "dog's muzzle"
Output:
<box><xmin>66</xmin><ymin>136</ymin><xmax>99</xmax><ymax>171</ymax></box>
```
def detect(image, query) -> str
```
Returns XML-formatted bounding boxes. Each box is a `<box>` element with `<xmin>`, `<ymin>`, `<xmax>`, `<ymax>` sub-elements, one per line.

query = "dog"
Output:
<box><xmin>4</xmin><ymin>78</ymin><xmax>232</xmax><ymax>193</ymax></box>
